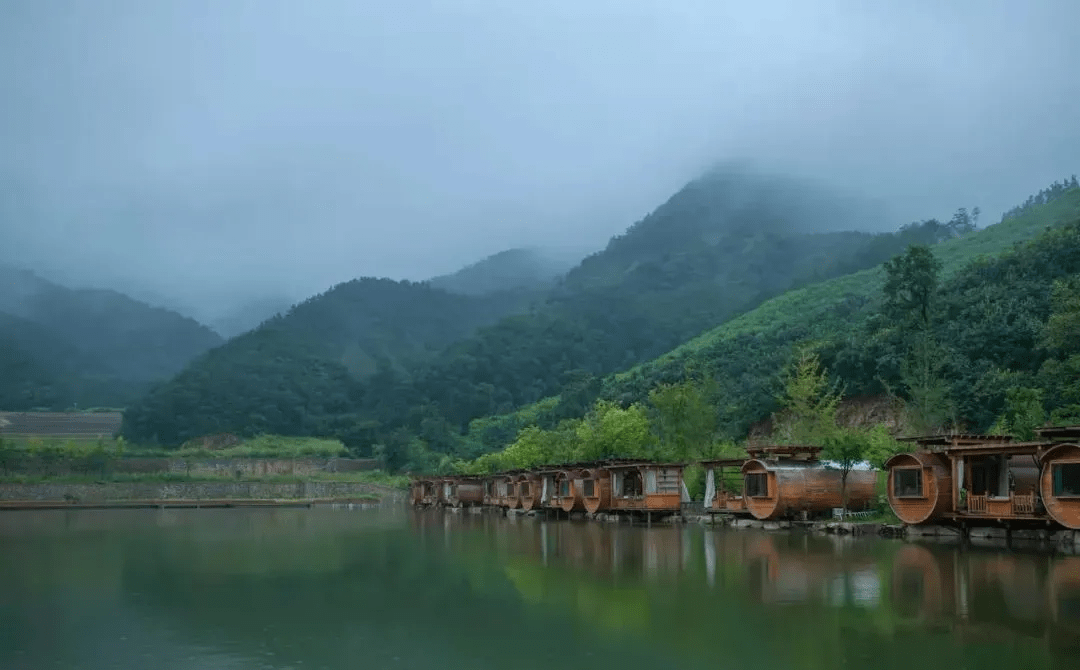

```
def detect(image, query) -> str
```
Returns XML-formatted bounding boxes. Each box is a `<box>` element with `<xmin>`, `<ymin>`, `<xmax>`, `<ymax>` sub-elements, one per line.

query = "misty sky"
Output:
<box><xmin>3</xmin><ymin>0</ymin><xmax>1079</xmax><ymax>321</ymax></box>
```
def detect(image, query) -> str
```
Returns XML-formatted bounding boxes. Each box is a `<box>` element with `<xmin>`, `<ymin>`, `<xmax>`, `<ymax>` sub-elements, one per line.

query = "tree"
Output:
<box><xmin>575</xmin><ymin>400</ymin><xmax>653</xmax><ymax>461</ymax></box>
<box><xmin>648</xmin><ymin>379</ymin><xmax>717</xmax><ymax>462</ymax></box>
<box><xmin>823</xmin><ymin>425</ymin><xmax>902</xmax><ymax>518</ymax></box>
<box><xmin>883</xmin><ymin>244</ymin><xmax>953</xmax><ymax>433</ymax></box>
<box><xmin>991</xmin><ymin>387</ymin><xmax>1046</xmax><ymax>440</ymax></box>
<box><xmin>775</xmin><ymin>349</ymin><xmax>841</xmax><ymax>445</ymax></box>
<box><xmin>882</xmin><ymin>244</ymin><xmax>942</xmax><ymax>330</ymax></box>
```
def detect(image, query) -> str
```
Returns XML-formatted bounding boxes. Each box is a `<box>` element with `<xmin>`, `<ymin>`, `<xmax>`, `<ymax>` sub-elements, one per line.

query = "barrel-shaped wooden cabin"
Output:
<box><xmin>1037</xmin><ymin>426</ymin><xmax>1080</xmax><ymax>530</ymax></box>
<box><xmin>505</xmin><ymin>473</ymin><xmax>522</xmax><ymax>509</ymax></box>
<box><xmin>606</xmin><ymin>462</ymin><xmax>686</xmax><ymax>514</ymax></box>
<box><xmin>884</xmin><ymin>451</ymin><xmax>954</xmax><ymax>525</ymax></box>
<box><xmin>446</xmin><ymin>476</ymin><xmax>484</xmax><ymax>508</ymax></box>
<box><xmin>740</xmin><ymin>457</ymin><xmax>876</xmax><ymax>521</ymax></box>
<box><xmin>517</xmin><ymin>472</ymin><xmax>543</xmax><ymax>511</ymax></box>
<box><xmin>582</xmin><ymin>466</ymin><xmax>613</xmax><ymax>515</ymax></box>
<box><xmin>550</xmin><ymin>468</ymin><xmax>586</xmax><ymax>512</ymax></box>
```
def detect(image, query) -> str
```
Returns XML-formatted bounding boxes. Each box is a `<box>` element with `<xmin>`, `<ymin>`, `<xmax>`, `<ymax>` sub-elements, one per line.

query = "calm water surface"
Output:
<box><xmin>1</xmin><ymin>507</ymin><xmax>1078</xmax><ymax>670</ymax></box>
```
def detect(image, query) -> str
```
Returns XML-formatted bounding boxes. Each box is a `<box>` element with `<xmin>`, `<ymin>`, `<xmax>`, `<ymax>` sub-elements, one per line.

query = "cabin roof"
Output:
<box><xmin>604</xmin><ymin>461</ymin><xmax>686</xmax><ymax>470</ymax></box>
<box><xmin>745</xmin><ymin>445</ymin><xmax>823</xmax><ymax>459</ymax></box>
<box><xmin>897</xmin><ymin>433</ymin><xmax>1014</xmax><ymax>446</ymax></box>
<box><xmin>1037</xmin><ymin>425</ymin><xmax>1080</xmax><ymax>440</ymax></box>
<box><xmin>940</xmin><ymin>440</ymin><xmax>1054</xmax><ymax>456</ymax></box>
<box><xmin>744</xmin><ymin>458</ymin><xmax>828</xmax><ymax>472</ymax></box>
<box><xmin>700</xmin><ymin>458</ymin><xmax>748</xmax><ymax>467</ymax></box>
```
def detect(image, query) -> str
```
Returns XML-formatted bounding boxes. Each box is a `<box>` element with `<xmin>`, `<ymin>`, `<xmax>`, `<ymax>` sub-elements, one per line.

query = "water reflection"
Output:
<box><xmin>0</xmin><ymin>507</ymin><xmax>1078</xmax><ymax>670</ymax></box>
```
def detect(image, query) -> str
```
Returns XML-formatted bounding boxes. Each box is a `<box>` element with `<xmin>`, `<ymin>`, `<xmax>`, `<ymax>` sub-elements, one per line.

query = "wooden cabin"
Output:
<box><xmin>550</xmin><ymin>468</ymin><xmax>586</xmax><ymax>512</ymax></box>
<box><xmin>606</xmin><ymin>462</ymin><xmax>686</xmax><ymax>515</ymax></box>
<box><xmin>409</xmin><ymin>478</ymin><xmax>424</xmax><ymax>506</ymax></box>
<box><xmin>418</xmin><ymin>478</ymin><xmax>439</xmax><ymax>507</ymax></box>
<box><xmin>505</xmin><ymin>472</ymin><xmax>522</xmax><ymax>509</ymax></box>
<box><xmin>532</xmin><ymin>468</ymin><xmax>560</xmax><ymax>511</ymax></box>
<box><xmin>492</xmin><ymin>473</ymin><xmax>515</xmax><ymax>507</ymax></box>
<box><xmin>884</xmin><ymin>451</ymin><xmax>954</xmax><ymax>525</ymax></box>
<box><xmin>517</xmin><ymin>472</ymin><xmax>543</xmax><ymax>511</ymax></box>
<box><xmin>936</xmin><ymin>435</ymin><xmax>1044</xmax><ymax>523</ymax></box>
<box><xmin>740</xmin><ymin>446</ymin><xmax>876</xmax><ymax>521</ymax></box>
<box><xmin>1037</xmin><ymin>426</ymin><xmax>1080</xmax><ymax>530</ymax></box>
<box><xmin>887</xmin><ymin>433</ymin><xmax>1056</xmax><ymax>526</ymax></box>
<box><xmin>446</xmin><ymin>476</ymin><xmax>484</xmax><ymax>507</ymax></box>
<box><xmin>701</xmin><ymin>458</ymin><xmax>749</xmax><ymax>514</ymax></box>
<box><xmin>582</xmin><ymin>466</ymin><xmax>613</xmax><ymax>515</ymax></box>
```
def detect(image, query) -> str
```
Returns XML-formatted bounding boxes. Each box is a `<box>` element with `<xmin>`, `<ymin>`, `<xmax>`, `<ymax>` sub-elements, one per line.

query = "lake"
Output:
<box><xmin>1</xmin><ymin>506</ymin><xmax>1078</xmax><ymax>670</ymax></box>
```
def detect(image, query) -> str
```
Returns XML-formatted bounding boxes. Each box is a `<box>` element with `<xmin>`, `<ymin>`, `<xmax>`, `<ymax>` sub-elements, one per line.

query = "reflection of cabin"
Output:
<box><xmin>606</xmin><ymin>462</ymin><xmax>686</xmax><ymax>515</ymax></box>
<box><xmin>1037</xmin><ymin>426</ymin><xmax>1080</xmax><ymax>530</ymax></box>
<box><xmin>446</xmin><ymin>476</ymin><xmax>484</xmax><ymax>507</ymax></box>
<box><xmin>702</xmin><ymin>458</ymin><xmax>750</xmax><ymax>514</ymax></box>
<box><xmin>739</xmin><ymin>446</ymin><xmax>876</xmax><ymax>521</ymax></box>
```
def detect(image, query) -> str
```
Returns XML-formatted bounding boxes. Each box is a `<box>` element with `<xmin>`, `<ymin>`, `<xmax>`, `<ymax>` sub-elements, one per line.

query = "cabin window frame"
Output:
<box><xmin>745</xmin><ymin>472</ymin><xmax>769</xmax><ymax>498</ymax></box>
<box><xmin>583</xmin><ymin>479</ymin><xmax>596</xmax><ymax>497</ymax></box>
<box><xmin>558</xmin><ymin>479</ymin><xmax>570</xmax><ymax>497</ymax></box>
<box><xmin>1052</xmin><ymin>461</ymin><xmax>1080</xmax><ymax>498</ymax></box>
<box><xmin>893</xmin><ymin>466</ymin><xmax>924</xmax><ymax>499</ymax></box>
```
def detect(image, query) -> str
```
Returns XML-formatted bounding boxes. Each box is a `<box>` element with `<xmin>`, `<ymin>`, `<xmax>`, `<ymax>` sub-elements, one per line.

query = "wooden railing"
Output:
<box><xmin>967</xmin><ymin>494</ymin><xmax>988</xmax><ymax>514</ymax></box>
<box><xmin>1012</xmin><ymin>492</ymin><xmax>1036</xmax><ymax>515</ymax></box>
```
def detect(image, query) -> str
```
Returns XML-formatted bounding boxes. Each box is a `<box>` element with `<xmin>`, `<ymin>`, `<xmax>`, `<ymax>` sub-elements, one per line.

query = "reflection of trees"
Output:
<box><xmin>4</xmin><ymin>509</ymin><xmax>1078</xmax><ymax>670</ymax></box>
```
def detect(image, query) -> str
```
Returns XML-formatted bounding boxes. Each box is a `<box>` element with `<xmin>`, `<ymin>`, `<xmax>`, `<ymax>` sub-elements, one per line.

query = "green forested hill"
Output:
<box><xmin>0</xmin><ymin>267</ymin><xmax>224</xmax><ymax>409</ymax></box>
<box><xmin>123</xmin><ymin>168</ymin><xmax>969</xmax><ymax>449</ymax></box>
<box><xmin>458</xmin><ymin>180</ymin><xmax>1080</xmax><ymax>461</ymax></box>
<box><xmin>428</xmin><ymin>247</ymin><xmax>582</xmax><ymax>296</ymax></box>
<box><xmin>121</xmin><ymin>278</ymin><xmax>537</xmax><ymax>444</ymax></box>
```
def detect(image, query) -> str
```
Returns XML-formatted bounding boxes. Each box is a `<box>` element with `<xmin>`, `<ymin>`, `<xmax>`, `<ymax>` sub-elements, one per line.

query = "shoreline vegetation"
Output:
<box><xmin>0</xmin><ymin>435</ymin><xmax>410</xmax><ymax>499</ymax></box>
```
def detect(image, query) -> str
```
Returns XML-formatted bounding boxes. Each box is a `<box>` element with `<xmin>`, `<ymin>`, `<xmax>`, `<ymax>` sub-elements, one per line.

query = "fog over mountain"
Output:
<box><xmin>2</xmin><ymin>1</ymin><xmax>1078</xmax><ymax>323</ymax></box>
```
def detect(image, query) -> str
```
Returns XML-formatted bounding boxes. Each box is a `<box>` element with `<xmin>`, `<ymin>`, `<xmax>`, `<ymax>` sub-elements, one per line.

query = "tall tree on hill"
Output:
<box><xmin>648</xmin><ymin>378</ymin><xmax>717</xmax><ymax>462</ymax></box>
<box><xmin>883</xmin><ymin>245</ymin><xmax>953</xmax><ymax>433</ymax></box>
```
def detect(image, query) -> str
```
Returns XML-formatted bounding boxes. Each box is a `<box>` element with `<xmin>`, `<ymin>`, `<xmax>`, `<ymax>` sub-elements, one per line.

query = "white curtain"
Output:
<box><xmin>613</xmin><ymin>472</ymin><xmax>623</xmax><ymax>496</ymax></box>
<box><xmin>680</xmin><ymin>480</ymin><xmax>691</xmax><ymax>503</ymax></box>
<box><xmin>541</xmin><ymin>476</ymin><xmax>552</xmax><ymax>504</ymax></box>
<box><xmin>645</xmin><ymin>469</ymin><xmax>658</xmax><ymax>494</ymax></box>
<box><xmin>704</xmin><ymin>468</ymin><xmax>716</xmax><ymax>507</ymax></box>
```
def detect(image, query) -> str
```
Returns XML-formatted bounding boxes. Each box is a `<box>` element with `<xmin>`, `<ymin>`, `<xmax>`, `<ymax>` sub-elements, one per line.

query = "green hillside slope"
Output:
<box><xmin>456</xmin><ymin>182</ymin><xmax>1080</xmax><ymax>458</ymax></box>
<box><xmin>123</xmin><ymin>168</ymin><xmax>972</xmax><ymax>449</ymax></box>
<box><xmin>0</xmin><ymin>267</ymin><xmax>225</xmax><ymax>409</ymax></box>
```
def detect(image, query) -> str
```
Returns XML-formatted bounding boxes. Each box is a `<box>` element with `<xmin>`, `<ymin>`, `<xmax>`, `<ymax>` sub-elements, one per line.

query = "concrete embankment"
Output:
<box><xmin>0</xmin><ymin>481</ymin><xmax>402</xmax><ymax>509</ymax></box>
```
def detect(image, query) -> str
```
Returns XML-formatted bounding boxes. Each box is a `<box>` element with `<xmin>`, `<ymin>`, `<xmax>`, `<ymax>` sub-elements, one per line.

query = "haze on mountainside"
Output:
<box><xmin>2</xmin><ymin>1</ymin><xmax>1079</xmax><ymax>327</ymax></box>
